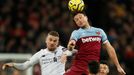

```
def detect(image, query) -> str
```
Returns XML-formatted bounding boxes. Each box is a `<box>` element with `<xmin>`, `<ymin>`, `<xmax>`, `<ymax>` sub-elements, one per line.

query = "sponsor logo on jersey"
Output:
<box><xmin>42</xmin><ymin>56</ymin><xmax>61</xmax><ymax>64</ymax></box>
<box><xmin>81</xmin><ymin>37</ymin><xmax>101</xmax><ymax>43</ymax></box>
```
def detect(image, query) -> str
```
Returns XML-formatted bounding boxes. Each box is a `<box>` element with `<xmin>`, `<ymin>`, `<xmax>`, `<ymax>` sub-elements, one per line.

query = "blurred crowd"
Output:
<box><xmin>0</xmin><ymin>0</ymin><xmax>75</xmax><ymax>53</ymax></box>
<box><xmin>95</xmin><ymin>0</ymin><xmax>134</xmax><ymax>75</ymax></box>
<box><xmin>0</xmin><ymin>0</ymin><xmax>133</xmax><ymax>75</ymax></box>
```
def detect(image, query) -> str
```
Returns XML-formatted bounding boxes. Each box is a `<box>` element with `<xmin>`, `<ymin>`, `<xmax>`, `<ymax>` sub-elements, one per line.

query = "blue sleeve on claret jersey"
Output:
<box><xmin>70</xmin><ymin>30</ymin><xmax>79</xmax><ymax>41</ymax></box>
<box><xmin>100</xmin><ymin>29</ymin><xmax>108</xmax><ymax>43</ymax></box>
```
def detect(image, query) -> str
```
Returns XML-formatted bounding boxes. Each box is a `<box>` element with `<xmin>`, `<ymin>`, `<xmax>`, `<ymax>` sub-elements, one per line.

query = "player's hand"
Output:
<box><xmin>2</xmin><ymin>63</ymin><xmax>14</xmax><ymax>70</ymax></box>
<box><xmin>67</xmin><ymin>40</ymin><xmax>76</xmax><ymax>51</ymax></box>
<box><xmin>117</xmin><ymin>66</ymin><xmax>126</xmax><ymax>75</ymax></box>
<box><xmin>60</xmin><ymin>54</ymin><xmax>67</xmax><ymax>64</ymax></box>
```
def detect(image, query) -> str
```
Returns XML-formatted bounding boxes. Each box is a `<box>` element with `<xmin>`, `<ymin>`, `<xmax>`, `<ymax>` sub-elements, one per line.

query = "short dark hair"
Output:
<box><xmin>72</xmin><ymin>11</ymin><xmax>92</xmax><ymax>26</ymax></box>
<box><xmin>88</xmin><ymin>61</ymin><xmax>100</xmax><ymax>74</ymax></box>
<box><xmin>100</xmin><ymin>61</ymin><xmax>108</xmax><ymax>65</ymax></box>
<box><xmin>71</xmin><ymin>11</ymin><xmax>86</xmax><ymax>17</ymax></box>
<box><xmin>48</xmin><ymin>31</ymin><xmax>59</xmax><ymax>37</ymax></box>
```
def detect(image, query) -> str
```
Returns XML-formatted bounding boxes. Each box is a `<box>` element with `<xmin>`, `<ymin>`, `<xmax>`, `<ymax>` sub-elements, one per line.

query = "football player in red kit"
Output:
<box><xmin>64</xmin><ymin>13</ymin><xmax>126</xmax><ymax>75</ymax></box>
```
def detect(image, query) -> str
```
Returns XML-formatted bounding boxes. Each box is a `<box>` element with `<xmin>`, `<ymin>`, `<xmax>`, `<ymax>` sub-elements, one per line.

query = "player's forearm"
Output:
<box><xmin>13</xmin><ymin>61</ymin><xmax>32</xmax><ymax>70</ymax></box>
<box><xmin>107</xmin><ymin>46</ymin><xmax>120</xmax><ymax>67</ymax></box>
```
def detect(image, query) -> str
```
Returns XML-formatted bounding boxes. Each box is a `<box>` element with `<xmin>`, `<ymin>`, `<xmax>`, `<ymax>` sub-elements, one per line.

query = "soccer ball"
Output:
<box><xmin>68</xmin><ymin>0</ymin><xmax>85</xmax><ymax>12</ymax></box>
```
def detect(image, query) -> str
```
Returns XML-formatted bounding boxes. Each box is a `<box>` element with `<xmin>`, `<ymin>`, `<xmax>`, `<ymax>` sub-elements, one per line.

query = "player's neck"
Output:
<box><xmin>47</xmin><ymin>48</ymin><xmax>57</xmax><ymax>53</ymax></box>
<box><xmin>81</xmin><ymin>24</ymin><xmax>90</xmax><ymax>29</ymax></box>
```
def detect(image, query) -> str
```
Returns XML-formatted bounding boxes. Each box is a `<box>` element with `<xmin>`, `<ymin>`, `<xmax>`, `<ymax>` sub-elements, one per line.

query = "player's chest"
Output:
<box><xmin>80</xmin><ymin>30</ymin><xmax>101</xmax><ymax>37</ymax></box>
<box><xmin>39</xmin><ymin>51</ymin><xmax>62</xmax><ymax>64</ymax></box>
<box><xmin>79</xmin><ymin>31</ymin><xmax>102</xmax><ymax>43</ymax></box>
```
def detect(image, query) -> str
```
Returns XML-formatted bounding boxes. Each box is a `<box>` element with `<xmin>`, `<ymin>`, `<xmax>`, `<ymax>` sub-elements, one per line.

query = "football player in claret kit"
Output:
<box><xmin>2</xmin><ymin>31</ymin><xmax>72</xmax><ymax>75</ymax></box>
<box><xmin>64</xmin><ymin>12</ymin><xmax>126</xmax><ymax>75</ymax></box>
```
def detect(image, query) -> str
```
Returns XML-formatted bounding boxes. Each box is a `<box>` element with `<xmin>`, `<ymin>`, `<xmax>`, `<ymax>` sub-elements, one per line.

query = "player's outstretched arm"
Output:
<box><xmin>2</xmin><ymin>61</ymin><xmax>32</xmax><ymax>70</ymax></box>
<box><xmin>2</xmin><ymin>51</ymin><xmax>40</xmax><ymax>70</ymax></box>
<box><xmin>103</xmin><ymin>41</ymin><xmax>126</xmax><ymax>75</ymax></box>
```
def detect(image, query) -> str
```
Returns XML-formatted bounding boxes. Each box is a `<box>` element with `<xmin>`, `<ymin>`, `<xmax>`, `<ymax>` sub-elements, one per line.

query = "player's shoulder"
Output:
<box><xmin>57</xmin><ymin>45</ymin><xmax>67</xmax><ymax>52</ymax></box>
<box><xmin>36</xmin><ymin>48</ymin><xmax>47</xmax><ymax>54</ymax></box>
<box><xmin>31</xmin><ymin>49</ymin><xmax>47</xmax><ymax>58</ymax></box>
<box><xmin>72</xmin><ymin>29</ymin><xmax>79</xmax><ymax>32</ymax></box>
<box><xmin>91</xmin><ymin>27</ymin><xmax>104</xmax><ymax>31</ymax></box>
<box><xmin>58</xmin><ymin>45</ymin><xmax>64</xmax><ymax>48</ymax></box>
<box><xmin>91</xmin><ymin>27</ymin><xmax>105</xmax><ymax>33</ymax></box>
<box><xmin>72</xmin><ymin>28</ymin><xmax>83</xmax><ymax>33</ymax></box>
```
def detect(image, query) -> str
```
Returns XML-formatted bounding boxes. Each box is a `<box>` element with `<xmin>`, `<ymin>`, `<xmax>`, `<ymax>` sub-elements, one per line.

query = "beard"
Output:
<box><xmin>48</xmin><ymin>46</ymin><xmax>57</xmax><ymax>51</ymax></box>
<box><xmin>48</xmin><ymin>48</ymin><xmax>55</xmax><ymax>51</ymax></box>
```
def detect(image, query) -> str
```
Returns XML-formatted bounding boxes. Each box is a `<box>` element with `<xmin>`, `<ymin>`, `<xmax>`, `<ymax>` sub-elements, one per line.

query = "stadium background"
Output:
<box><xmin>0</xmin><ymin>0</ymin><xmax>133</xmax><ymax>75</ymax></box>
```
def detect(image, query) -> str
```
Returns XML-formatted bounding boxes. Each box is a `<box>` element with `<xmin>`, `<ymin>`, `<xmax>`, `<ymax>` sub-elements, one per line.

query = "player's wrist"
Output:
<box><xmin>115</xmin><ymin>63</ymin><xmax>121</xmax><ymax>67</ymax></box>
<box><xmin>116</xmin><ymin>65</ymin><xmax>122</xmax><ymax>68</ymax></box>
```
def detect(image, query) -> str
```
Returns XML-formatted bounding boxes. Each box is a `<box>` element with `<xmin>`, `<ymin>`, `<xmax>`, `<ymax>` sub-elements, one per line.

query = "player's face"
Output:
<box><xmin>74</xmin><ymin>13</ymin><xmax>88</xmax><ymax>27</ymax></box>
<box><xmin>46</xmin><ymin>34</ymin><xmax>59</xmax><ymax>51</ymax></box>
<box><xmin>99</xmin><ymin>64</ymin><xmax>109</xmax><ymax>75</ymax></box>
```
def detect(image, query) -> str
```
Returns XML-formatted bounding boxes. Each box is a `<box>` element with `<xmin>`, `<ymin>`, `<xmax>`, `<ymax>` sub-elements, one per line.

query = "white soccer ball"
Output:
<box><xmin>68</xmin><ymin>0</ymin><xmax>85</xmax><ymax>12</ymax></box>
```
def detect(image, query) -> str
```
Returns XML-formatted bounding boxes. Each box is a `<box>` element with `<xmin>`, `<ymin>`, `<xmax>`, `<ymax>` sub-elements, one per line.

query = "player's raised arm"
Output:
<box><xmin>2</xmin><ymin>61</ymin><xmax>32</xmax><ymax>70</ymax></box>
<box><xmin>67</xmin><ymin>40</ymin><xmax>76</xmax><ymax>51</ymax></box>
<box><xmin>61</xmin><ymin>40</ymin><xmax>76</xmax><ymax>58</ymax></box>
<box><xmin>67</xmin><ymin>30</ymin><xmax>79</xmax><ymax>51</ymax></box>
<box><xmin>61</xmin><ymin>30</ymin><xmax>77</xmax><ymax>58</ymax></box>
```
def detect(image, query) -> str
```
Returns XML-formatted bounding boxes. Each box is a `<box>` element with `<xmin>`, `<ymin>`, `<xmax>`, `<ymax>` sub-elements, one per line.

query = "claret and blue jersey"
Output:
<box><xmin>70</xmin><ymin>27</ymin><xmax>108</xmax><ymax>61</ymax></box>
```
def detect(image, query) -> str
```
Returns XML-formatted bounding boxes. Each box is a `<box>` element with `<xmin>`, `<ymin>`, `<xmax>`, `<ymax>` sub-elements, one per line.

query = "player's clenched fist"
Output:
<box><xmin>67</xmin><ymin>40</ymin><xmax>76</xmax><ymax>51</ymax></box>
<box><xmin>2</xmin><ymin>63</ymin><xmax>14</xmax><ymax>70</ymax></box>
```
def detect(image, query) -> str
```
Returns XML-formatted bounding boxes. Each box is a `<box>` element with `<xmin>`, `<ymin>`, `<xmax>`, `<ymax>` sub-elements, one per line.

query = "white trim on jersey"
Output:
<box><xmin>103</xmin><ymin>40</ymin><xmax>109</xmax><ymax>44</ymax></box>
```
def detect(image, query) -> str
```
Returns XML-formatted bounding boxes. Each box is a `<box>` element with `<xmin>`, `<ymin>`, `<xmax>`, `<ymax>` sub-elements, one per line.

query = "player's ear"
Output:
<box><xmin>85</xmin><ymin>16</ymin><xmax>88</xmax><ymax>21</ymax></box>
